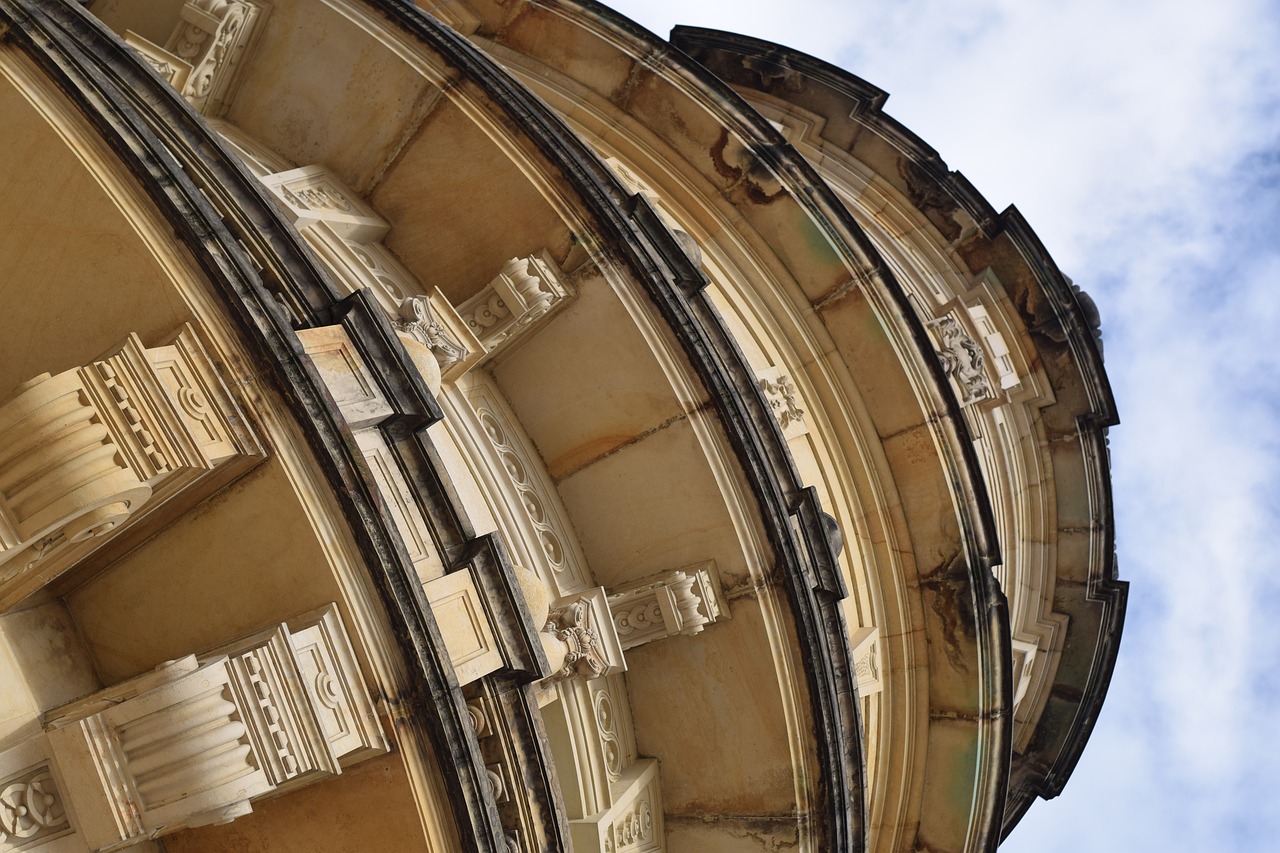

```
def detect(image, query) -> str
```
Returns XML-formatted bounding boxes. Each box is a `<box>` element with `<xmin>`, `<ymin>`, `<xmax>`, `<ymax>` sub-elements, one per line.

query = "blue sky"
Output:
<box><xmin>605</xmin><ymin>1</ymin><xmax>1280</xmax><ymax>849</ymax></box>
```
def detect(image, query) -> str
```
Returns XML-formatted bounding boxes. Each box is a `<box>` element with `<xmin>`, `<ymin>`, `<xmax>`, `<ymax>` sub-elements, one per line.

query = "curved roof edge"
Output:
<box><xmin>366</xmin><ymin>3</ymin><xmax>872</xmax><ymax>844</ymax></box>
<box><xmin>671</xmin><ymin>25</ymin><xmax>1128</xmax><ymax>836</ymax></box>
<box><xmin>671</xmin><ymin>26</ymin><xmax>1117</xmax><ymax>425</ymax></box>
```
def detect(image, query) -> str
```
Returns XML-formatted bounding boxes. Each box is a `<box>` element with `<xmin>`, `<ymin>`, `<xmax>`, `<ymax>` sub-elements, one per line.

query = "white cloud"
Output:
<box><xmin>604</xmin><ymin>0</ymin><xmax>1280</xmax><ymax>849</ymax></box>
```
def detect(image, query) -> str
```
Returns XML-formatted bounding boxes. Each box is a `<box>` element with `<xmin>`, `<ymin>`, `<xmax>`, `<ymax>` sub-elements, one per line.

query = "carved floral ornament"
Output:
<box><xmin>758</xmin><ymin>373</ymin><xmax>804</xmax><ymax>429</ymax></box>
<box><xmin>394</xmin><ymin>296</ymin><xmax>469</xmax><ymax>373</ymax></box>
<box><xmin>928</xmin><ymin>314</ymin><xmax>993</xmax><ymax>405</ymax></box>
<box><xmin>755</xmin><ymin>366</ymin><xmax>809</xmax><ymax>439</ymax></box>
<box><xmin>0</xmin><ymin>768</ymin><xmax>69</xmax><ymax>849</ymax></box>
<box><xmin>545</xmin><ymin>600</ymin><xmax>610</xmax><ymax>683</ymax></box>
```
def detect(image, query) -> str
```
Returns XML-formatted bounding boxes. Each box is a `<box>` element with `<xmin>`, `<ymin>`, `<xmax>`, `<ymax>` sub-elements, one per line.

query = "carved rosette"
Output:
<box><xmin>0</xmin><ymin>766</ymin><xmax>70</xmax><ymax>849</ymax></box>
<box><xmin>609</xmin><ymin>792</ymin><xmax>654</xmax><ymax>853</ymax></box>
<box><xmin>573</xmin><ymin>759</ymin><xmax>664</xmax><ymax>853</ymax></box>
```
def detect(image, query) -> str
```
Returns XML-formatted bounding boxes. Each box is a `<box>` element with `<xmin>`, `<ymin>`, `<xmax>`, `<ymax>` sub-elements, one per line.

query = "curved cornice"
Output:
<box><xmin>671</xmin><ymin>25</ymin><xmax>1127</xmax><ymax>837</ymax></box>
<box><xmin>0</xmin><ymin>3</ymin><xmax>506</xmax><ymax>851</ymax></box>
<box><xmin>0</xmin><ymin>0</ymin><xmax>879</xmax><ymax>849</ymax></box>
<box><xmin>671</xmin><ymin>26</ymin><xmax>1115</xmax><ymax>425</ymax></box>
<box><xmin>353</xmin><ymin>2</ymin><xmax>874</xmax><ymax>847</ymax></box>
<box><xmin>456</xmin><ymin>3</ymin><xmax>1015</xmax><ymax>849</ymax></box>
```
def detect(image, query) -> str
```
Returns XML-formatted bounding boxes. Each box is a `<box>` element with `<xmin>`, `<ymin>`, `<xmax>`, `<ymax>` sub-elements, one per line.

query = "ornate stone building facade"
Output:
<box><xmin>0</xmin><ymin>2</ymin><xmax>1125</xmax><ymax>851</ymax></box>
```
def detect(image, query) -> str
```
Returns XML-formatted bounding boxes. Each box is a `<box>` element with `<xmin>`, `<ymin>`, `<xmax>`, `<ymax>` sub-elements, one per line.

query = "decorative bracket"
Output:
<box><xmin>927</xmin><ymin>313</ymin><xmax>993</xmax><ymax>406</ymax></box>
<box><xmin>124</xmin><ymin>0</ymin><xmax>270</xmax><ymax>117</ymax></box>
<box><xmin>0</xmin><ymin>326</ymin><xmax>260</xmax><ymax>611</ymax></box>
<box><xmin>457</xmin><ymin>254</ymin><xmax>572</xmax><ymax>355</ymax></box>
<box><xmin>14</xmin><ymin>604</ymin><xmax>386</xmax><ymax>852</ymax></box>
<box><xmin>606</xmin><ymin>563</ymin><xmax>729</xmax><ymax>652</ymax></box>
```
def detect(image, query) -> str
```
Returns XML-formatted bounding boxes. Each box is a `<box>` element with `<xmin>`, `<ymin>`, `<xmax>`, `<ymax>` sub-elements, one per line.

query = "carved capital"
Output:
<box><xmin>395</xmin><ymin>296</ymin><xmax>470</xmax><ymax>374</ymax></box>
<box><xmin>545</xmin><ymin>601</ymin><xmax>609</xmax><ymax>683</ymax></box>
<box><xmin>542</xmin><ymin>589</ymin><xmax>626</xmax><ymax>684</ymax></box>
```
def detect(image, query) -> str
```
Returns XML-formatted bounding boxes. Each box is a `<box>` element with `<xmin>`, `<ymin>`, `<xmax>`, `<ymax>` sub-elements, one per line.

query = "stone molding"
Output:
<box><xmin>449</xmin><ymin>377</ymin><xmax>595</xmax><ymax>598</ymax></box>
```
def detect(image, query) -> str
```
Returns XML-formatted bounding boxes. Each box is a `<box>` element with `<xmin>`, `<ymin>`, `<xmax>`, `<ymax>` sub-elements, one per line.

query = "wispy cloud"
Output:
<box><xmin>608</xmin><ymin>0</ymin><xmax>1280</xmax><ymax>848</ymax></box>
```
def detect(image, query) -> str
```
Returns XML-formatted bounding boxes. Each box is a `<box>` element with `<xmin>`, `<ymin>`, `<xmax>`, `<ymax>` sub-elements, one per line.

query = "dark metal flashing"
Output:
<box><xmin>0</xmin><ymin>3</ymin><xmax>513</xmax><ymax>851</ymax></box>
<box><xmin>672</xmin><ymin>26</ymin><xmax>1127</xmax><ymax>838</ymax></box>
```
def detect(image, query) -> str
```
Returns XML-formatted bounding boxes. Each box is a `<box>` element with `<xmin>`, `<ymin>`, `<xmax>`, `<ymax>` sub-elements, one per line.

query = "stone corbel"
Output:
<box><xmin>606</xmin><ymin>562</ymin><xmax>729</xmax><ymax>652</ymax></box>
<box><xmin>20</xmin><ymin>604</ymin><xmax>385</xmax><ymax>852</ymax></box>
<box><xmin>163</xmin><ymin>0</ymin><xmax>269</xmax><ymax>116</ymax></box>
<box><xmin>0</xmin><ymin>327</ymin><xmax>260</xmax><ymax>611</ymax></box>
<box><xmin>458</xmin><ymin>253</ymin><xmax>572</xmax><ymax>355</ymax></box>
<box><xmin>263</xmin><ymin>166</ymin><xmax>483</xmax><ymax>392</ymax></box>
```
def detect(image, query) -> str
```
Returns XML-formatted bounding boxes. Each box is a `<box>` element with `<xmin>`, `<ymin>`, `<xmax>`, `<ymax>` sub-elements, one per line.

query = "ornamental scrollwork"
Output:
<box><xmin>929</xmin><ymin>315</ymin><xmax>993</xmax><ymax>405</ymax></box>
